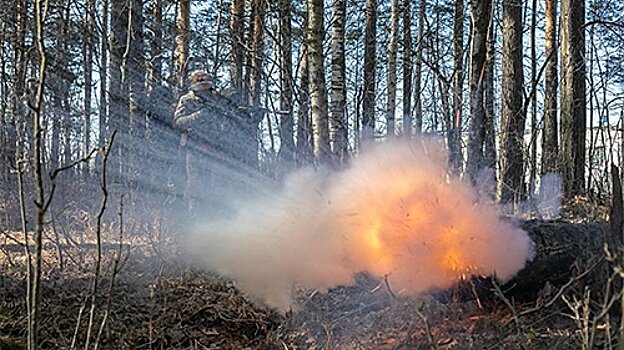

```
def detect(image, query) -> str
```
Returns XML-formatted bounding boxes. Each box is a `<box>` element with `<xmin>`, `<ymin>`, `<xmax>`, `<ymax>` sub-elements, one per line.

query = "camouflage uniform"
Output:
<box><xmin>174</xmin><ymin>71</ymin><xmax>266</xmax><ymax>214</ymax></box>
<box><xmin>174</xmin><ymin>72</ymin><xmax>222</xmax><ymax>213</ymax></box>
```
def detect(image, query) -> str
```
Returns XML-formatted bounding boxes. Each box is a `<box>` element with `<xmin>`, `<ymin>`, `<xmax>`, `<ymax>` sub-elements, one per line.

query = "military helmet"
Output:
<box><xmin>190</xmin><ymin>70</ymin><xmax>210</xmax><ymax>84</ymax></box>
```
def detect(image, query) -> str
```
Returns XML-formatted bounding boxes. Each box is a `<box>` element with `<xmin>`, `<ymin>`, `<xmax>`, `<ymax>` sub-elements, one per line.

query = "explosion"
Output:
<box><xmin>188</xmin><ymin>138</ymin><xmax>534</xmax><ymax>310</ymax></box>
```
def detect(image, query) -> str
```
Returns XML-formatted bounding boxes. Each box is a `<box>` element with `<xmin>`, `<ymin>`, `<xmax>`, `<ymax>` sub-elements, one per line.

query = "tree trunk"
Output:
<box><xmin>0</xmin><ymin>18</ymin><xmax>7</xmax><ymax>183</ymax></box>
<box><xmin>212</xmin><ymin>0</ymin><xmax>224</xmax><ymax>85</ymax></box>
<box><xmin>499</xmin><ymin>0</ymin><xmax>525</xmax><ymax>204</ymax></box>
<box><xmin>249</xmin><ymin>0</ymin><xmax>265</xmax><ymax>107</ymax></box>
<box><xmin>110</xmin><ymin>0</ymin><xmax>130</xmax><ymax>177</ymax></box>
<box><xmin>128</xmin><ymin>0</ymin><xmax>145</xmax><ymax>125</ymax></box>
<box><xmin>402</xmin><ymin>0</ymin><xmax>412</xmax><ymax>139</ymax></box>
<box><xmin>560</xmin><ymin>0</ymin><xmax>586</xmax><ymax>198</ymax></box>
<box><xmin>386</xmin><ymin>0</ymin><xmax>399</xmax><ymax>139</ymax></box>
<box><xmin>50</xmin><ymin>1</ymin><xmax>67</xmax><ymax>173</ymax></box>
<box><xmin>362</xmin><ymin>0</ymin><xmax>377</xmax><ymax>141</ymax></box>
<box><xmin>99</xmin><ymin>0</ymin><xmax>108</xmax><ymax>146</ymax></box>
<box><xmin>12</xmin><ymin>0</ymin><xmax>27</xmax><ymax>167</ymax></box>
<box><xmin>308</xmin><ymin>0</ymin><xmax>330</xmax><ymax>164</ymax></box>
<box><xmin>279</xmin><ymin>0</ymin><xmax>295</xmax><ymax>168</ymax></box>
<box><xmin>59</xmin><ymin>2</ymin><xmax>72</xmax><ymax>173</ymax></box>
<box><xmin>31</xmin><ymin>1</ymin><xmax>48</xmax><ymax>347</ymax></box>
<box><xmin>465</xmin><ymin>0</ymin><xmax>493</xmax><ymax>181</ymax></box>
<box><xmin>413</xmin><ymin>0</ymin><xmax>426</xmax><ymax>135</ymax></box>
<box><xmin>296</xmin><ymin>36</ymin><xmax>312</xmax><ymax>166</ymax></box>
<box><xmin>128</xmin><ymin>0</ymin><xmax>145</xmax><ymax>194</ymax></box>
<box><xmin>608</xmin><ymin>165</ymin><xmax>623</xmax><ymax>251</ymax></box>
<box><xmin>230</xmin><ymin>0</ymin><xmax>245</xmax><ymax>103</ymax></box>
<box><xmin>541</xmin><ymin>0</ymin><xmax>558</xmax><ymax>176</ymax></box>
<box><xmin>484</xmin><ymin>12</ymin><xmax>496</xmax><ymax>175</ymax></box>
<box><xmin>330</xmin><ymin>0</ymin><xmax>347</xmax><ymax>162</ymax></box>
<box><xmin>148</xmin><ymin>0</ymin><xmax>163</xmax><ymax>90</ymax></box>
<box><xmin>448</xmin><ymin>0</ymin><xmax>463</xmax><ymax>176</ymax></box>
<box><xmin>177</xmin><ymin>0</ymin><xmax>190</xmax><ymax>89</ymax></box>
<box><xmin>529</xmin><ymin>0</ymin><xmax>538</xmax><ymax>195</ymax></box>
<box><xmin>83</xmin><ymin>0</ymin><xmax>95</xmax><ymax>177</ymax></box>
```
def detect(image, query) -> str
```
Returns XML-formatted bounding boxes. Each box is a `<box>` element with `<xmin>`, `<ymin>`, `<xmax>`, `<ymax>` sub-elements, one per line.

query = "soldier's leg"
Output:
<box><xmin>185</xmin><ymin>150</ymin><xmax>199</xmax><ymax>216</ymax></box>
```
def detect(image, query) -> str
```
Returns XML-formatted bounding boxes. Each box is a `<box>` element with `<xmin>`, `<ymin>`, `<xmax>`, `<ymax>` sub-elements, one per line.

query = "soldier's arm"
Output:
<box><xmin>174</xmin><ymin>96</ymin><xmax>201</xmax><ymax>129</ymax></box>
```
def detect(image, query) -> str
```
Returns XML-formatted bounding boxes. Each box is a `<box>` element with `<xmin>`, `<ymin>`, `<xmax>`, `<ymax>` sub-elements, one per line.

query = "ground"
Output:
<box><xmin>0</xmin><ymin>225</ymin><xmax>595</xmax><ymax>350</ymax></box>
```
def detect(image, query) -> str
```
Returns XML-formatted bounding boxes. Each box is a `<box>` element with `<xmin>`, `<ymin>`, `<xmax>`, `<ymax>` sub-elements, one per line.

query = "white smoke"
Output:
<box><xmin>186</xmin><ymin>138</ymin><xmax>535</xmax><ymax>310</ymax></box>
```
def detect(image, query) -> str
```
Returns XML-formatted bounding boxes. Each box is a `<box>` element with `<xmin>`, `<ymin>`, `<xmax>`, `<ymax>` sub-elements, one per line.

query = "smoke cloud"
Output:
<box><xmin>186</xmin><ymin>138</ymin><xmax>534</xmax><ymax>310</ymax></box>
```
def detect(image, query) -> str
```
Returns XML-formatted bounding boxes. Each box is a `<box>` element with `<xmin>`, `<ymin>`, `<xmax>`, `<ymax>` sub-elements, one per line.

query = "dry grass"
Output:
<box><xmin>0</xmin><ymin>222</ymin><xmax>612</xmax><ymax>349</ymax></box>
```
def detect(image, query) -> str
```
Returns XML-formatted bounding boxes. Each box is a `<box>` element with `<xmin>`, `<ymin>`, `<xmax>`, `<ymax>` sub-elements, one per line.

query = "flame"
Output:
<box><xmin>333</xmin><ymin>139</ymin><xmax>533</xmax><ymax>296</ymax></box>
<box><xmin>191</xmin><ymin>138</ymin><xmax>535</xmax><ymax>309</ymax></box>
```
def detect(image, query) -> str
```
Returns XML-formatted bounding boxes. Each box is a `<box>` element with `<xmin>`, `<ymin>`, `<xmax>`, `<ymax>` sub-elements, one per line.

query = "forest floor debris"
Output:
<box><xmin>0</xmin><ymin>224</ymin><xmax>601</xmax><ymax>349</ymax></box>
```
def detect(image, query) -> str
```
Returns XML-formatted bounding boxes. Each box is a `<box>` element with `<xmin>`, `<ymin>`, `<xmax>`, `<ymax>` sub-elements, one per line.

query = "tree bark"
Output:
<box><xmin>560</xmin><ymin>0</ymin><xmax>586</xmax><ymax>197</ymax></box>
<box><xmin>99</xmin><ymin>0</ymin><xmax>108</xmax><ymax>146</ymax></box>
<box><xmin>402</xmin><ymin>0</ymin><xmax>412</xmax><ymax>139</ymax></box>
<box><xmin>529</xmin><ymin>0</ymin><xmax>538</xmax><ymax>194</ymax></box>
<box><xmin>500</xmin><ymin>0</ymin><xmax>525</xmax><ymax>204</ymax></box>
<box><xmin>59</xmin><ymin>2</ymin><xmax>72</xmax><ymax>174</ymax></box>
<box><xmin>413</xmin><ymin>0</ymin><xmax>426</xmax><ymax>135</ymax></box>
<box><xmin>0</xmin><ymin>18</ymin><xmax>7</xmax><ymax>182</ymax></box>
<box><xmin>483</xmin><ymin>20</ymin><xmax>496</xmax><ymax>174</ymax></box>
<box><xmin>11</xmin><ymin>0</ymin><xmax>27</xmax><ymax>169</ymax></box>
<box><xmin>362</xmin><ymin>0</ymin><xmax>377</xmax><ymax>141</ymax></box>
<box><xmin>230</xmin><ymin>0</ymin><xmax>245</xmax><ymax>103</ymax></box>
<box><xmin>308</xmin><ymin>0</ymin><xmax>330</xmax><ymax>164</ymax></box>
<box><xmin>279</xmin><ymin>0</ymin><xmax>295</xmax><ymax>168</ymax></box>
<box><xmin>541</xmin><ymin>0</ymin><xmax>558</xmax><ymax>176</ymax></box>
<box><xmin>128</xmin><ymin>0</ymin><xmax>145</xmax><ymax>193</ymax></box>
<box><xmin>465</xmin><ymin>0</ymin><xmax>493</xmax><ymax>181</ymax></box>
<box><xmin>249</xmin><ymin>0</ymin><xmax>265</xmax><ymax>107</ymax></box>
<box><xmin>177</xmin><ymin>0</ymin><xmax>190</xmax><ymax>89</ymax></box>
<box><xmin>83</xmin><ymin>0</ymin><xmax>95</xmax><ymax>177</ymax></box>
<box><xmin>449</xmin><ymin>0</ymin><xmax>463</xmax><ymax>176</ymax></box>
<box><xmin>212</xmin><ymin>0</ymin><xmax>224</xmax><ymax>85</ymax></box>
<box><xmin>296</xmin><ymin>12</ymin><xmax>312</xmax><ymax>167</ymax></box>
<box><xmin>608</xmin><ymin>165</ymin><xmax>623</xmax><ymax>251</ymax></box>
<box><xmin>386</xmin><ymin>0</ymin><xmax>399</xmax><ymax>139</ymax></box>
<box><xmin>296</xmin><ymin>37</ymin><xmax>312</xmax><ymax>166</ymax></box>
<box><xmin>330</xmin><ymin>0</ymin><xmax>347</xmax><ymax>162</ymax></box>
<box><xmin>148</xmin><ymin>0</ymin><xmax>163</xmax><ymax>90</ymax></box>
<box><xmin>110</xmin><ymin>0</ymin><xmax>129</xmax><ymax>178</ymax></box>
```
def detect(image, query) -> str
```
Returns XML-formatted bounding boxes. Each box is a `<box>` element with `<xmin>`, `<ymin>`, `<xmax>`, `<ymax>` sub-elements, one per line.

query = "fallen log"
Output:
<box><xmin>503</xmin><ymin>220</ymin><xmax>605</xmax><ymax>299</ymax></box>
<box><xmin>439</xmin><ymin>219</ymin><xmax>606</xmax><ymax>303</ymax></box>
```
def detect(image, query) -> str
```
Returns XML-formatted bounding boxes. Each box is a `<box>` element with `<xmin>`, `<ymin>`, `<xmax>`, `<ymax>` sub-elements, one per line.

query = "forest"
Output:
<box><xmin>1</xmin><ymin>0</ymin><xmax>624</xmax><ymax>348</ymax></box>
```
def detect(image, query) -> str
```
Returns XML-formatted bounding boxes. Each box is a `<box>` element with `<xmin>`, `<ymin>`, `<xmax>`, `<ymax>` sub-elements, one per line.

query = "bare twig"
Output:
<box><xmin>517</xmin><ymin>258</ymin><xmax>600</xmax><ymax>317</ymax></box>
<box><xmin>491</xmin><ymin>277</ymin><xmax>521</xmax><ymax>327</ymax></box>
<box><xmin>70</xmin><ymin>298</ymin><xmax>87</xmax><ymax>350</ymax></box>
<box><xmin>16</xmin><ymin>158</ymin><xmax>32</xmax><ymax>338</ymax></box>
<box><xmin>94</xmin><ymin>195</ymin><xmax>125</xmax><ymax>350</ymax></box>
<box><xmin>42</xmin><ymin>148</ymin><xmax>98</xmax><ymax>214</ymax></box>
<box><xmin>85</xmin><ymin>131</ymin><xmax>116</xmax><ymax>350</ymax></box>
<box><xmin>414</xmin><ymin>306</ymin><xmax>437</xmax><ymax>350</ymax></box>
<box><xmin>383</xmin><ymin>274</ymin><xmax>398</xmax><ymax>301</ymax></box>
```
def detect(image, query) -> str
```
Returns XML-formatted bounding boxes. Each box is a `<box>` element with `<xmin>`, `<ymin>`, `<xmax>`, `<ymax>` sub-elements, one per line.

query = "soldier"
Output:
<box><xmin>174</xmin><ymin>70</ymin><xmax>267</xmax><ymax>215</ymax></box>
<box><xmin>174</xmin><ymin>70</ymin><xmax>221</xmax><ymax>214</ymax></box>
